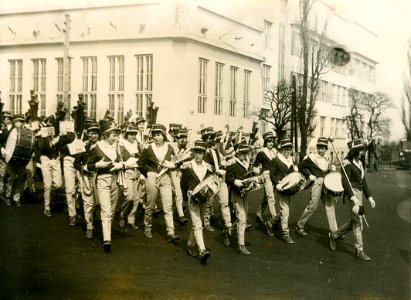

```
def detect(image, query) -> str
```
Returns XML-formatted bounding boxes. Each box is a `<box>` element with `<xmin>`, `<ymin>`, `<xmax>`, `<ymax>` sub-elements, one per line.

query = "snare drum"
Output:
<box><xmin>191</xmin><ymin>175</ymin><xmax>221</xmax><ymax>204</ymax></box>
<box><xmin>323</xmin><ymin>172</ymin><xmax>344</xmax><ymax>197</ymax></box>
<box><xmin>279</xmin><ymin>172</ymin><xmax>306</xmax><ymax>196</ymax></box>
<box><xmin>5</xmin><ymin>128</ymin><xmax>35</xmax><ymax>164</ymax></box>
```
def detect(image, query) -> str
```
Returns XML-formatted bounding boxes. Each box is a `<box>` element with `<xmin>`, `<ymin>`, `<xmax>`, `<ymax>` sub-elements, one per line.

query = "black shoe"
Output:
<box><xmin>282</xmin><ymin>235</ymin><xmax>295</xmax><ymax>244</ymax></box>
<box><xmin>355</xmin><ymin>250</ymin><xmax>371</xmax><ymax>261</ymax></box>
<box><xmin>14</xmin><ymin>201</ymin><xmax>22</xmax><ymax>207</ymax></box>
<box><xmin>86</xmin><ymin>229</ymin><xmax>93</xmax><ymax>239</ymax></box>
<box><xmin>204</xmin><ymin>224</ymin><xmax>215</xmax><ymax>232</ymax></box>
<box><xmin>246</xmin><ymin>224</ymin><xmax>253</xmax><ymax>230</ymax></box>
<box><xmin>103</xmin><ymin>241</ymin><xmax>111</xmax><ymax>252</ymax></box>
<box><xmin>329</xmin><ymin>232</ymin><xmax>337</xmax><ymax>251</ymax></box>
<box><xmin>199</xmin><ymin>250</ymin><xmax>211</xmax><ymax>264</ymax></box>
<box><xmin>239</xmin><ymin>245</ymin><xmax>251</xmax><ymax>255</ymax></box>
<box><xmin>256</xmin><ymin>213</ymin><xmax>264</xmax><ymax>223</ymax></box>
<box><xmin>44</xmin><ymin>210</ymin><xmax>52</xmax><ymax>218</ymax></box>
<box><xmin>153</xmin><ymin>209</ymin><xmax>161</xmax><ymax>217</ymax></box>
<box><xmin>127</xmin><ymin>223</ymin><xmax>139</xmax><ymax>230</ymax></box>
<box><xmin>295</xmin><ymin>226</ymin><xmax>308</xmax><ymax>236</ymax></box>
<box><xmin>264</xmin><ymin>221</ymin><xmax>274</xmax><ymax>237</ymax></box>
<box><xmin>187</xmin><ymin>246</ymin><xmax>197</xmax><ymax>257</ymax></box>
<box><xmin>69</xmin><ymin>216</ymin><xmax>77</xmax><ymax>227</ymax></box>
<box><xmin>144</xmin><ymin>230</ymin><xmax>153</xmax><ymax>239</ymax></box>
<box><xmin>119</xmin><ymin>219</ymin><xmax>126</xmax><ymax>228</ymax></box>
<box><xmin>167</xmin><ymin>234</ymin><xmax>180</xmax><ymax>242</ymax></box>
<box><xmin>179</xmin><ymin>217</ymin><xmax>188</xmax><ymax>225</ymax></box>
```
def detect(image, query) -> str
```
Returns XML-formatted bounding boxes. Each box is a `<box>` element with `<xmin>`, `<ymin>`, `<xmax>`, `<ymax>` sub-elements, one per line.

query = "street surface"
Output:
<box><xmin>0</xmin><ymin>170</ymin><xmax>410</xmax><ymax>299</ymax></box>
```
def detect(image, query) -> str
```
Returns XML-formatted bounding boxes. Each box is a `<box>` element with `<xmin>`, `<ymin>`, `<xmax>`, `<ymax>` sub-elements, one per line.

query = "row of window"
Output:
<box><xmin>319</xmin><ymin>80</ymin><xmax>349</xmax><ymax>107</ymax></box>
<box><xmin>8</xmin><ymin>55</ymin><xmax>153</xmax><ymax>123</ymax></box>
<box><xmin>320</xmin><ymin>116</ymin><xmax>346</xmax><ymax>139</ymax></box>
<box><xmin>198</xmin><ymin>58</ymin><xmax>251</xmax><ymax>118</ymax></box>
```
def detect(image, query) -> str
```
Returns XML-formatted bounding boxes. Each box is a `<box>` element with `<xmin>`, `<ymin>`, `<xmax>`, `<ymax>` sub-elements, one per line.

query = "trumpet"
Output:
<box><xmin>156</xmin><ymin>147</ymin><xmax>192</xmax><ymax>179</ymax></box>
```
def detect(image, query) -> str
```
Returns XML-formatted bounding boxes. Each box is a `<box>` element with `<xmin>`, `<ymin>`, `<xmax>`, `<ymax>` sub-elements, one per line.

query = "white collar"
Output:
<box><xmin>308</xmin><ymin>153</ymin><xmax>328</xmax><ymax>171</ymax></box>
<box><xmin>277</xmin><ymin>153</ymin><xmax>293</xmax><ymax>168</ymax></box>
<box><xmin>263</xmin><ymin>147</ymin><xmax>276</xmax><ymax>160</ymax></box>
<box><xmin>191</xmin><ymin>159</ymin><xmax>208</xmax><ymax>182</ymax></box>
<box><xmin>352</xmin><ymin>159</ymin><xmax>364</xmax><ymax>178</ymax></box>
<box><xmin>235</xmin><ymin>157</ymin><xmax>249</xmax><ymax>170</ymax></box>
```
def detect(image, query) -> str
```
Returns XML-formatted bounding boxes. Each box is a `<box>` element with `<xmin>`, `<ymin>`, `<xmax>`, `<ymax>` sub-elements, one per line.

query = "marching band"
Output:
<box><xmin>0</xmin><ymin>96</ymin><xmax>377</xmax><ymax>263</ymax></box>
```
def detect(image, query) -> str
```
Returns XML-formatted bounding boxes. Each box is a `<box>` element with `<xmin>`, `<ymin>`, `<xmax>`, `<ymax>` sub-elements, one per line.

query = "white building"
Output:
<box><xmin>0</xmin><ymin>0</ymin><xmax>378</xmax><ymax>153</ymax></box>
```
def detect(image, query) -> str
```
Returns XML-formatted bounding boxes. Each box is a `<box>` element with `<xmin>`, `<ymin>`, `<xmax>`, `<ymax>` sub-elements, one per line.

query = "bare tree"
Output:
<box><xmin>296</xmin><ymin>0</ymin><xmax>331</xmax><ymax>157</ymax></box>
<box><xmin>343</xmin><ymin>88</ymin><xmax>365</xmax><ymax>139</ymax></box>
<box><xmin>257</xmin><ymin>80</ymin><xmax>292</xmax><ymax>145</ymax></box>
<box><xmin>363</xmin><ymin>92</ymin><xmax>393</xmax><ymax>140</ymax></box>
<box><xmin>402</xmin><ymin>36</ymin><xmax>411</xmax><ymax>140</ymax></box>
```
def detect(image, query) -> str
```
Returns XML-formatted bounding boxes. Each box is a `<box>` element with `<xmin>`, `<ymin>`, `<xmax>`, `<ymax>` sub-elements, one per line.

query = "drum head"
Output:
<box><xmin>281</xmin><ymin>172</ymin><xmax>300</xmax><ymax>189</ymax></box>
<box><xmin>5</xmin><ymin>127</ymin><xmax>17</xmax><ymax>163</ymax></box>
<box><xmin>324</xmin><ymin>172</ymin><xmax>344</xmax><ymax>193</ymax></box>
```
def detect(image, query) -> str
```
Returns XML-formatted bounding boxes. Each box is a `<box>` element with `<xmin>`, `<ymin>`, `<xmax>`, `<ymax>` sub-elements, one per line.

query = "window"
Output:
<box><xmin>330</xmin><ymin>118</ymin><xmax>335</xmax><ymax>138</ymax></box>
<box><xmin>32</xmin><ymin>58</ymin><xmax>46</xmax><ymax>116</ymax></box>
<box><xmin>337</xmin><ymin>86</ymin><xmax>341</xmax><ymax>105</ymax></box>
<box><xmin>291</xmin><ymin>31</ymin><xmax>301</xmax><ymax>56</ymax></box>
<box><xmin>264</xmin><ymin>20</ymin><xmax>272</xmax><ymax>48</ymax></box>
<box><xmin>278</xmin><ymin>23</ymin><xmax>286</xmax><ymax>80</ymax></box>
<box><xmin>335</xmin><ymin>119</ymin><xmax>340</xmax><ymax>138</ymax></box>
<box><xmin>331</xmin><ymin>84</ymin><xmax>336</xmax><ymax>104</ymax></box>
<box><xmin>136</xmin><ymin>54</ymin><xmax>153</xmax><ymax>118</ymax></box>
<box><xmin>214</xmin><ymin>63</ymin><xmax>224</xmax><ymax>115</ymax></box>
<box><xmin>108</xmin><ymin>56</ymin><xmax>125</xmax><ymax>124</ymax></box>
<box><xmin>229</xmin><ymin>66</ymin><xmax>238</xmax><ymax>117</ymax></box>
<box><xmin>262</xmin><ymin>64</ymin><xmax>271</xmax><ymax>92</ymax></box>
<box><xmin>9</xmin><ymin>59</ymin><xmax>23</xmax><ymax>115</ymax></box>
<box><xmin>320</xmin><ymin>116</ymin><xmax>326</xmax><ymax>137</ymax></box>
<box><xmin>243</xmin><ymin>70</ymin><xmax>251</xmax><ymax>118</ymax></box>
<box><xmin>81</xmin><ymin>56</ymin><xmax>97</xmax><ymax>119</ymax></box>
<box><xmin>198</xmin><ymin>58</ymin><xmax>208</xmax><ymax>114</ymax></box>
<box><xmin>56</xmin><ymin>57</ymin><xmax>72</xmax><ymax>111</ymax></box>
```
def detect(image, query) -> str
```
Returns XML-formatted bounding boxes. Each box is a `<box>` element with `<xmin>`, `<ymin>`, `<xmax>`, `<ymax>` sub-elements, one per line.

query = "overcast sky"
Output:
<box><xmin>3</xmin><ymin>0</ymin><xmax>411</xmax><ymax>140</ymax></box>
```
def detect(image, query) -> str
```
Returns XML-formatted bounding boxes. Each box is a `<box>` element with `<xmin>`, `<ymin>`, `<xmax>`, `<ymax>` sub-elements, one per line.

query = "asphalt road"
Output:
<box><xmin>0</xmin><ymin>170</ymin><xmax>410</xmax><ymax>299</ymax></box>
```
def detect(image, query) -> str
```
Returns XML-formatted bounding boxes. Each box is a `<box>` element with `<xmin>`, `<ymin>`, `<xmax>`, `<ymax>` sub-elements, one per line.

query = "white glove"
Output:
<box><xmin>293</xmin><ymin>166</ymin><xmax>299</xmax><ymax>172</ymax></box>
<box><xmin>276</xmin><ymin>183</ymin><xmax>283</xmax><ymax>192</ymax></box>
<box><xmin>368</xmin><ymin>197</ymin><xmax>376</xmax><ymax>208</ymax></box>
<box><xmin>253</xmin><ymin>167</ymin><xmax>261</xmax><ymax>175</ymax></box>
<box><xmin>110</xmin><ymin>162</ymin><xmax>124</xmax><ymax>171</ymax></box>
<box><xmin>217</xmin><ymin>169</ymin><xmax>226</xmax><ymax>177</ymax></box>
<box><xmin>95</xmin><ymin>158</ymin><xmax>111</xmax><ymax>169</ymax></box>
<box><xmin>1</xmin><ymin>147</ymin><xmax>6</xmax><ymax>157</ymax></box>
<box><xmin>234</xmin><ymin>179</ymin><xmax>243</xmax><ymax>188</ymax></box>
<box><xmin>352</xmin><ymin>204</ymin><xmax>360</xmax><ymax>215</ymax></box>
<box><xmin>350</xmin><ymin>196</ymin><xmax>360</xmax><ymax>205</ymax></box>
<box><xmin>309</xmin><ymin>175</ymin><xmax>317</xmax><ymax>181</ymax></box>
<box><xmin>162</xmin><ymin>160</ymin><xmax>176</xmax><ymax>169</ymax></box>
<box><xmin>330</xmin><ymin>165</ymin><xmax>336</xmax><ymax>172</ymax></box>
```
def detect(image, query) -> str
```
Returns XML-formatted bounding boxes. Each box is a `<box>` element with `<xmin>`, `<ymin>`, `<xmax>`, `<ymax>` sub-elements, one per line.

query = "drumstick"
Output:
<box><xmin>328</xmin><ymin>138</ymin><xmax>369</xmax><ymax>228</ymax></box>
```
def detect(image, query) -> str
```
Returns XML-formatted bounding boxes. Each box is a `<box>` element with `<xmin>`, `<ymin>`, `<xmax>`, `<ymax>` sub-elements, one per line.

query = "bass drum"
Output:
<box><xmin>323</xmin><ymin>172</ymin><xmax>344</xmax><ymax>197</ymax></box>
<box><xmin>5</xmin><ymin>127</ymin><xmax>35</xmax><ymax>164</ymax></box>
<box><xmin>279</xmin><ymin>172</ymin><xmax>306</xmax><ymax>196</ymax></box>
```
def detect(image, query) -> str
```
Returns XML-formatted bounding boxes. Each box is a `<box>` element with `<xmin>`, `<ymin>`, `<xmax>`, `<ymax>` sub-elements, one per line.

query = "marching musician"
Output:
<box><xmin>1</xmin><ymin>114</ymin><xmax>28</xmax><ymax>207</ymax></box>
<box><xmin>58</xmin><ymin>124</ymin><xmax>83</xmax><ymax>227</ymax></box>
<box><xmin>266</xmin><ymin>138</ymin><xmax>298</xmax><ymax>244</ymax></box>
<box><xmin>73</xmin><ymin>122</ymin><xmax>100</xmax><ymax>239</ymax></box>
<box><xmin>35</xmin><ymin>117</ymin><xmax>62</xmax><ymax>217</ymax></box>
<box><xmin>329</xmin><ymin>139</ymin><xmax>376</xmax><ymax>261</ymax></box>
<box><xmin>137</xmin><ymin>123</ymin><xmax>180</xmax><ymax>242</ymax></box>
<box><xmin>253</xmin><ymin>132</ymin><xmax>277</xmax><ymax>224</ymax></box>
<box><xmin>226</xmin><ymin>143</ymin><xmax>253</xmax><ymax>255</ymax></box>
<box><xmin>202</xmin><ymin>127</ymin><xmax>233</xmax><ymax>236</ymax></box>
<box><xmin>86</xmin><ymin>121</ymin><xmax>124</xmax><ymax>252</ymax></box>
<box><xmin>171</xmin><ymin>127</ymin><xmax>190</xmax><ymax>225</ymax></box>
<box><xmin>295</xmin><ymin>137</ymin><xmax>338</xmax><ymax>236</ymax></box>
<box><xmin>180</xmin><ymin>140</ymin><xmax>212</xmax><ymax>263</ymax></box>
<box><xmin>118</xmin><ymin>125</ymin><xmax>141</xmax><ymax>230</ymax></box>
<box><xmin>0</xmin><ymin>111</ymin><xmax>13</xmax><ymax>205</ymax></box>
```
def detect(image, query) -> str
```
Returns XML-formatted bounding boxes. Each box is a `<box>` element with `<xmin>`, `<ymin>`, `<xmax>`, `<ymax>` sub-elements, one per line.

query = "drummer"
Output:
<box><xmin>0</xmin><ymin>111</ymin><xmax>13</xmax><ymax>205</ymax></box>
<box><xmin>226</xmin><ymin>142</ymin><xmax>253</xmax><ymax>255</ymax></box>
<box><xmin>180</xmin><ymin>140</ymin><xmax>212</xmax><ymax>263</ymax></box>
<box><xmin>295</xmin><ymin>137</ymin><xmax>338</xmax><ymax>236</ymax></box>
<box><xmin>265</xmin><ymin>138</ymin><xmax>298</xmax><ymax>244</ymax></box>
<box><xmin>1</xmin><ymin>114</ymin><xmax>29</xmax><ymax>206</ymax></box>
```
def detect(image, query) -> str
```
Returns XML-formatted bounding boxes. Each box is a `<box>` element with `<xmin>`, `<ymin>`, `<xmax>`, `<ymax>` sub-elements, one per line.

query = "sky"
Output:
<box><xmin>2</xmin><ymin>0</ymin><xmax>411</xmax><ymax>140</ymax></box>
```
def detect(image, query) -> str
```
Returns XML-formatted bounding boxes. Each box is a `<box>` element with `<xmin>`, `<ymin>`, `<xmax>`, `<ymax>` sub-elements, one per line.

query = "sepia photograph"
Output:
<box><xmin>0</xmin><ymin>0</ymin><xmax>410</xmax><ymax>298</ymax></box>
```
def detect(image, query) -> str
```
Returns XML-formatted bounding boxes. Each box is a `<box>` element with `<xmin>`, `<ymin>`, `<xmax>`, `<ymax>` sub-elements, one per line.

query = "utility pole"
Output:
<box><xmin>63</xmin><ymin>14</ymin><xmax>71</xmax><ymax>113</ymax></box>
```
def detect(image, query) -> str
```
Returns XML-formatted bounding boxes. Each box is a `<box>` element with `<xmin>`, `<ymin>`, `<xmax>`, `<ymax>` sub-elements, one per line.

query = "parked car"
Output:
<box><xmin>399</xmin><ymin>140</ymin><xmax>411</xmax><ymax>170</ymax></box>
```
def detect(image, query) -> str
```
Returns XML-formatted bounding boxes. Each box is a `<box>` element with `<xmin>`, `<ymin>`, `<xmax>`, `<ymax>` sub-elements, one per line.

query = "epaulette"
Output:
<box><xmin>180</xmin><ymin>161</ymin><xmax>192</xmax><ymax>169</ymax></box>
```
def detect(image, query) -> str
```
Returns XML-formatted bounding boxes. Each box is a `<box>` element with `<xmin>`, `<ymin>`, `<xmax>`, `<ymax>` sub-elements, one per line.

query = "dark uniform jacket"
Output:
<box><xmin>270</xmin><ymin>155</ymin><xmax>295</xmax><ymax>186</ymax></box>
<box><xmin>74</xmin><ymin>140</ymin><xmax>97</xmax><ymax>173</ymax></box>
<box><xmin>87</xmin><ymin>141</ymin><xmax>120</xmax><ymax>175</ymax></box>
<box><xmin>180</xmin><ymin>160</ymin><xmax>213</xmax><ymax>202</ymax></box>
<box><xmin>253</xmin><ymin>148</ymin><xmax>275</xmax><ymax>171</ymax></box>
<box><xmin>341</xmin><ymin>160</ymin><xmax>371</xmax><ymax>199</ymax></box>
<box><xmin>205</xmin><ymin>147</ymin><xmax>224</xmax><ymax>172</ymax></box>
<box><xmin>299</xmin><ymin>154</ymin><xmax>331</xmax><ymax>179</ymax></box>
<box><xmin>226</xmin><ymin>158</ymin><xmax>249</xmax><ymax>196</ymax></box>
<box><xmin>137</xmin><ymin>143</ymin><xmax>175</xmax><ymax>177</ymax></box>
<box><xmin>35</xmin><ymin>135</ymin><xmax>60</xmax><ymax>161</ymax></box>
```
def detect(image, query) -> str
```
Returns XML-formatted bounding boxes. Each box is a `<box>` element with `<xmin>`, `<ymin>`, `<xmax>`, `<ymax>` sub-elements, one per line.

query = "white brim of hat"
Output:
<box><xmin>280</xmin><ymin>143</ymin><xmax>293</xmax><ymax>148</ymax></box>
<box><xmin>192</xmin><ymin>146</ymin><xmax>206</xmax><ymax>152</ymax></box>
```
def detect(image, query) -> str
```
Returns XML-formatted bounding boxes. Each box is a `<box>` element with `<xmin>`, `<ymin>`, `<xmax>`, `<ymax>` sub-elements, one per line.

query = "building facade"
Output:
<box><xmin>0</xmin><ymin>0</ymin><xmax>378</xmax><ymax>154</ymax></box>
